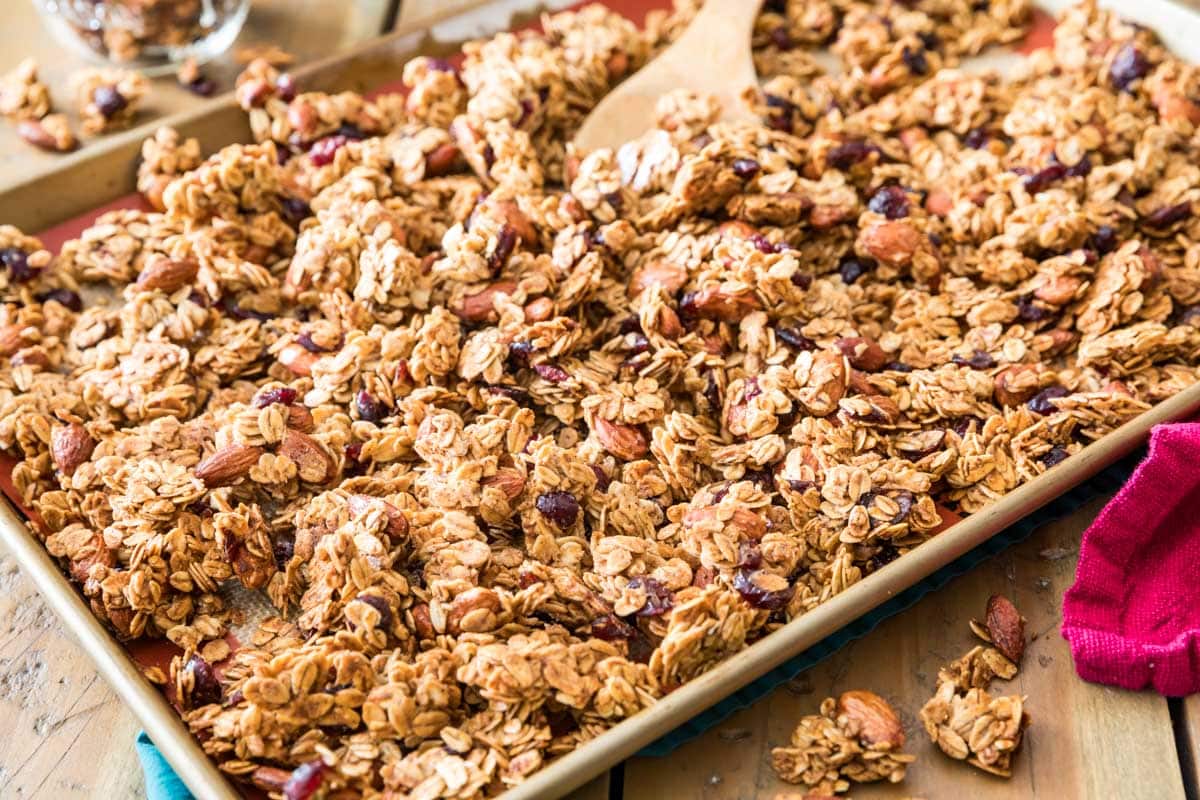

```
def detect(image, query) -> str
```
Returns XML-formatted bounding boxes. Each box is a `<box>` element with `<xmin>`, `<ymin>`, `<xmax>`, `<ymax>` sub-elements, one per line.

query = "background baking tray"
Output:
<box><xmin>2</xmin><ymin>1</ymin><xmax>1200</xmax><ymax>798</ymax></box>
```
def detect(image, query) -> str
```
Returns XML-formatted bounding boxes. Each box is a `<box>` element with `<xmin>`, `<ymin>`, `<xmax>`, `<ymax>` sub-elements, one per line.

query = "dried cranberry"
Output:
<box><xmin>885</xmin><ymin>361</ymin><xmax>914</xmax><ymax>373</ymax></box>
<box><xmin>254</xmin><ymin>387</ymin><xmax>297</xmax><ymax>408</ymax></box>
<box><xmin>732</xmin><ymin>158</ymin><xmax>761</xmax><ymax>179</ymax></box>
<box><xmin>590</xmin><ymin>613</ymin><xmax>635</xmax><ymax>641</ymax></box>
<box><xmin>1016</xmin><ymin>293</ymin><xmax>1053</xmax><ymax>322</ymax></box>
<box><xmin>353</xmin><ymin>594</ymin><xmax>393</xmax><ymax>629</ymax></box>
<box><xmin>828</xmin><ymin>141</ymin><xmax>877</xmax><ymax>171</ymax></box>
<box><xmin>618</xmin><ymin>316</ymin><xmax>643</xmax><ymax>335</ymax></box>
<box><xmin>427</xmin><ymin>57</ymin><xmax>457</xmax><ymax>73</ymax></box>
<box><xmin>221</xmin><ymin>298</ymin><xmax>274</xmax><ymax>321</ymax></box>
<box><xmin>507</xmin><ymin>340</ymin><xmax>535</xmax><ymax>368</ymax></box>
<box><xmin>284</xmin><ymin>760</ymin><xmax>327</xmax><ymax>800</ymax></box>
<box><xmin>275</xmin><ymin>74</ymin><xmax>297</xmax><ymax>101</ymax></box>
<box><xmin>516</xmin><ymin>97</ymin><xmax>536</xmax><ymax>128</ymax></box>
<box><xmin>1041</xmin><ymin>446</ymin><xmax>1070</xmax><ymax>467</ymax></box>
<box><xmin>866</xmin><ymin>543</ymin><xmax>901</xmax><ymax>572</ymax></box>
<box><xmin>1022</xmin><ymin>163</ymin><xmax>1067</xmax><ymax>194</ymax></box>
<box><xmin>185</xmin><ymin>76</ymin><xmax>217</xmax><ymax>97</ymax></box>
<box><xmin>744</xmin><ymin>377</ymin><xmax>762</xmax><ymax>401</ymax></box>
<box><xmin>355</xmin><ymin>390</ymin><xmax>389</xmax><ymax>422</ymax></box>
<box><xmin>0</xmin><ymin>247</ymin><xmax>37</xmax><ymax>283</ymax></box>
<box><xmin>336</xmin><ymin>123</ymin><xmax>365</xmax><ymax>140</ymax></box>
<box><xmin>839</xmin><ymin>257</ymin><xmax>871</xmax><ymax>284</ymax></box>
<box><xmin>787</xmin><ymin>478</ymin><xmax>816</xmax><ymax>492</ymax></box>
<box><xmin>703</xmin><ymin>371</ymin><xmax>722</xmax><ymax>410</ymax></box>
<box><xmin>1027</xmin><ymin>385</ymin><xmax>1070</xmax><ymax>415</ymax></box>
<box><xmin>626</xmin><ymin>577</ymin><xmax>674</xmax><ymax>617</ymax></box>
<box><xmin>776</xmin><ymin>326</ymin><xmax>816</xmax><ymax>350</ymax></box>
<box><xmin>184</xmin><ymin>654</ymin><xmax>222</xmax><ymax>706</ymax></box>
<box><xmin>486</xmin><ymin>383</ymin><xmax>531</xmax><ymax>403</ymax></box>
<box><xmin>790</xmin><ymin>270</ymin><xmax>813</xmax><ymax>289</ymax></box>
<box><xmin>590</xmin><ymin>464</ymin><xmax>611</xmax><ymax>492</ymax></box>
<box><xmin>273</xmin><ymin>536</ymin><xmax>294</xmax><ymax>571</ymax></box>
<box><xmin>343</xmin><ymin>442</ymin><xmax>365</xmax><ymax>475</ymax></box>
<box><xmin>308</xmin><ymin>134</ymin><xmax>351</xmax><ymax>166</ymax></box>
<box><xmin>37</xmin><ymin>288</ymin><xmax>82</xmax><ymax>311</ymax></box>
<box><xmin>890</xmin><ymin>490</ymin><xmax>915</xmax><ymax>523</ymax></box>
<box><xmin>536</xmin><ymin>491</ymin><xmax>580</xmax><ymax>528</ymax></box>
<box><xmin>867</xmin><ymin>185</ymin><xmax>910</xmax><ymax>219</ymax></box>
<box><xmin>482</xmin><ymin>143</ymin><xmax>496</xmax><ymax>169</ymax></box>
<box><xmin>901</xmin><ymin>46</ymin><xmax>929</xmax><ymax>76</ymax></box>
<box><xmin>733</xmin><ymin>569</ymin><xmax>794</xmax><ymax>610</ymax></box>
<box><xmin>488</xmin><ymin>224</ymin><xmax>518</xmax><ymax>275</ymax></box>
<box><xmin>626</xmin><ymin>333</ymin><xmax>651</xmax><ymax>355</ymax></box>
<box><xmin>949</xmin><ymin>416</ymin><xmax>978</xmax><ymax>437</ymax></box>
<box><xmin>282</xmin><ymin>197</ymin><xmax>312</xmax><ymax>224</ymax></box>
<box><xmin>1090</xmin><ymin>225</ymin><xmax>1119</xmax><ymax>254</ymax></box>
<box><xmin>297</xmin><ymin>331</ymin><xmax>336</xmax><ymax>353</ymax></box>
<box><xmin>534</xmin><ymin>363</ymin><xmax>570</xmax><ymax>383</ymax></box>
<box><xmin>751</xmin><ymin>233</ymin><xmax>776</xmax><ymax>254</ymax></box>
<box><xmin>1065</xmin><ymin>155</ymin><xmax>1092</xmax><ymax>178</ymax></box>
<box><xmin>951</xmin><ymin>350</ymin><xmax>996</xmax><ymax>369</ymax></box>
<box><xmin>1110</xmin><ymin>44</ymin><xmax>1151</xmax><ymax>91</ymax></box>
<box><xmin>742</xmin><ymin>467</ymin><xmax>776</xmax><ymax>491</ymax></box>
<box><xmin>92</xmin><ymin>86</ymin><xmax>127</xmax><ymax>117</ymax></box>
<box><xmin>737</xmin><ymin>541</ymin><xmax>763</xmax><ymax>570</ymax></box>
<box><xmin>1144</xmin><ymin>202</ymin><xmax>1192</xmax><ymax>229</ymax></box>
<box><xmin>963</xmin><ymin>128</ymin><xmax>990</xmax><ymax>149</ymax></box>
<box><xmin>1179</xmin><ymin>305</ymin><xmax>1200</xmax><ymax>327</ymax></box>
<box><xmin>769</xmin><ymin>26</ymin><xmax>793</xmax><ymax>50</ymax></box>
<box><xmin>918</xmin><ymin>30</ymin><xmax>942</xmax><ymax>50</ymax></box>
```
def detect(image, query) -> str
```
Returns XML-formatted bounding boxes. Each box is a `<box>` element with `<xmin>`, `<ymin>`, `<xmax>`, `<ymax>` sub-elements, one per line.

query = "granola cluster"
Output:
<box><xmin>0</xmin><ymin>0</ymin><xmax>1196</xmax><ymax>796</ymax></box>
<box><xmin>771</xmin><ymin>689</ymin><xmax>915</xmax><ymax>793</ymax></box>
<box><xmin>0</xmin><ymin>58</ymin><xmax>77</xmax><ymax>153</ymax></box>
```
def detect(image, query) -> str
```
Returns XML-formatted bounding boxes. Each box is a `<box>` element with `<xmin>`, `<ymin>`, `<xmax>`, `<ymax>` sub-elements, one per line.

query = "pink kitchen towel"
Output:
<box><xmin>1062</xmin><ymin>421</ymin><xmax>1200</xmax><ymax>696</ymax></box>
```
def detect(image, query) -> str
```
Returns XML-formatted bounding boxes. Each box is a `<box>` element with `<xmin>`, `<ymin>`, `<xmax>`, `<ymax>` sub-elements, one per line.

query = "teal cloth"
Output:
<box><xmin>135</xmin><ymin>455</ymin><xmax>1137</xmax><ymax>793</ymax></box>
<box><xmin>136</xmin><ymin>731</ymin><xmax>195</xmax><ymax>800</ymax></box>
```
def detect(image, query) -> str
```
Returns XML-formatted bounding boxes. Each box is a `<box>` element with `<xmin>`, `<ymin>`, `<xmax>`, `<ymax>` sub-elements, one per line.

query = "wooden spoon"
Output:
<box><xmin>574</xmin><ymin>0</ymin><xmax>763</xmax><ymax>152</ymax></box>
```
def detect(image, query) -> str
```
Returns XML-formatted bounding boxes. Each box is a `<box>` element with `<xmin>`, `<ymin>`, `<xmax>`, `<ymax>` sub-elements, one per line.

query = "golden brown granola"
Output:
<box><xmin>0</xmin><ymin>58</ymin><xmax>51</xmax><ymax>122</ymax></box>
<box><xmin>1</xmin><ymin>0</ymin><xmax>1197</xmax><ymax>795</ymax></box>
<box><xmin>73</xmin><ymin>67</ymin><xmax>150</xmax><ymax>134</ymax></box>
<box><xmin>771</xmin><ymin>690</ymin><xmax>915</xmax><ymax>793</ymax></box>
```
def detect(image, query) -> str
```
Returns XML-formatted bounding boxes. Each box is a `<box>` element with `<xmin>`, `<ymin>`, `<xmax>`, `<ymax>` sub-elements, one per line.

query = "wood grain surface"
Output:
<box><xmin>1</xmin><ymin>1</ymin><xmax>1199</xmax><ymax>799</ymax></box>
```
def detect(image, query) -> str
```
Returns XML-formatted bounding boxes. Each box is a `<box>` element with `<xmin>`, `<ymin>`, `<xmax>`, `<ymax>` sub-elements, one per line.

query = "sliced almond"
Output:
<box><xmin>136</xmin><ymin>257</ymin><xmax>199</xmax><ymax>293</ymax></box>
<box><xmin>52</xmin><ymin>423</ymin><xmax>95</xmax><ymax>476</ymax></box>
<box><xmin>279</xmin><ymin>430</ymin><xmax>334</xmax><ymax>483</ymax></box>
<box><xmin>195</xmin><ymin>443</ymin><xmax>263</xmax><ymax>487</ymax></box>
<box><xmin>985</xmin><ymin>594</ymin><xmax>1025</xmax><ymax>664</ymax></box>
<box><xmin>836</xmin><ymin>689</ymin><xmax>905</xmax><ymax>749</ymax></box>
<box><xmin>594</xmin><ymin>417</ymin><xmax>649</xmax><ymax>461</ymax></box>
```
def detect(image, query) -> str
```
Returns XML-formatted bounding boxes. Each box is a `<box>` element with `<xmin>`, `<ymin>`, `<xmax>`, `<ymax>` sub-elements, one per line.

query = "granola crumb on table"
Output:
<box><xmin>73</xmin><ymin>67</ymin><xmax>150</xmax><ymax>134</ymax></box>
<box><xmin>0</xmin><ymin>0</ymin><xmax>1196</xmax><ymax>795</ymax></box>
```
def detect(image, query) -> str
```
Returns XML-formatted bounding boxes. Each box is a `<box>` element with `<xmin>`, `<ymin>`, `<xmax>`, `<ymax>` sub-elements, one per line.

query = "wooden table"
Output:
<box><xmin>1</xmin><ymin>2</ymin><xmax>1198</xmax><ymax>799</ymax></box>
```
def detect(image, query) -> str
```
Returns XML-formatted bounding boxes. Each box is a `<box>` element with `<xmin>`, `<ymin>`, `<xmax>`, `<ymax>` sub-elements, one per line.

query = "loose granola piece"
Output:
<box><xmin>74</xmin><ymin>67</ymin><xmax>149</xmax><ymax>133</ymax></box>
<box><xmin>771</xmin><ymin>691</ymin><xmax>915</xmax><ymax>793</ymax></box>
<box><xmin>920</xmin><ymin>682</ymin><xmax>1030</xmax><ymax>777</ymax></box>
<box><xmin>0</xmin><ymin>58</ymin><xmax>51</xmax><ymax>121</ymax></box>
<box><xmin>16</xmin><ymin>115</ymin><xmax>77</xmax><ymax>153</ymax></box>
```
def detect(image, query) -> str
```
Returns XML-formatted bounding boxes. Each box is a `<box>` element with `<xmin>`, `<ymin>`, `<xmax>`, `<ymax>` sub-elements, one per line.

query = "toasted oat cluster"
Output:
<box><xmin>771</xmin><ymin>690</ymin><xmax>915</xmax><ymax>793</ymax></box>
<box><xmin>0</xmin><ymin>0</ymin><xmax>1197</xmax><ymax>796</ymax></box>
<box><xmin>73</xmin><ymin>67</ymin><xmax>150</xmax><ymax>134</ymax></box>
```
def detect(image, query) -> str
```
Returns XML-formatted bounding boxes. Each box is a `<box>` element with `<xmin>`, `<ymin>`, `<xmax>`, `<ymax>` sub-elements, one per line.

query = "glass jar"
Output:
<box><xmin>33</xmin><ymin>0</ymin><xmax>251</xmax><ymax>74</ymax></box>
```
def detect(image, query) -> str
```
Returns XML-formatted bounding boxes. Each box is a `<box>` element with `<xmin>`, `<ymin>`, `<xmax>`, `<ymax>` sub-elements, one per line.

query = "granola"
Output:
<box><xmin>0</xmin><ymin>0</ymin><xmax>1197</xmax><ymax>796</ymax></box>
<box><xmin>920</xmin><ymin>596</ymin><xmax>1030</xmax><ymax>776</ymax></box>
<box><xmin>771</xmin><ymin>690</ymin><xmax>915</xmax><ymax>793</ymax></box>
<box><xmin>73</xmin><ymin>67</ymin><xmax>149</xmax><ymax>134</ymax></box>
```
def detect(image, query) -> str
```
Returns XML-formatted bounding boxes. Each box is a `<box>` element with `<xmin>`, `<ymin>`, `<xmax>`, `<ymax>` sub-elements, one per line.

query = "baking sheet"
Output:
<box><xmin>2</xmin><ymin>1</ymin><xmax>1200</xmax><ymax>798</ymax></box>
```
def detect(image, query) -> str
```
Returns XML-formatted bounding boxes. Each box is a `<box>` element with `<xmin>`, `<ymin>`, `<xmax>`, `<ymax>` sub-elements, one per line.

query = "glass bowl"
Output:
<box><xmin>33</xmin><ymin>0</ymin><xmax>251</xmax><ymax>74</ymax></box>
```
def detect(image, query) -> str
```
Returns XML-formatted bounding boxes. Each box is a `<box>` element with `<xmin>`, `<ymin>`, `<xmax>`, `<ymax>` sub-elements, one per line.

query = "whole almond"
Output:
<box><xmin>683</xmin><ymin>506</ymin><xmax>766</xmax><ymax>540</ymax></box>
<box><xmin>411</xmin><ymin>602</ymin><xmax>436</xmax><ymax>639</ymax></box>
<box><xmin>195</xmin><ymin>443</ymin><xmax>263</xmax><ymax>486</ymax></box>
<box><xmin>836</xmin><ymin>690</ymin><xmax>905</xmax><ymax>749</ymax></box>
<box><xmin>985</xmin><ymin>594</ymin><xmax>1025</xmax><ymax>664</ymax></box>
<box><xmin>347</xmin><ymin>494</ymin><xmax>409</xmax><ymax>539</ymax></box>
<box><xmin>17</xmin><ymin>119</ymin><xmax>60</xmax><ymax>151</ymax></box>
<box><xmin>279</xmin><ymin>429</ymin><xmax>333</xmax><ymax>483</ymax></box>
<box><xmin>491</xmin><ymin>199</ymin><xmax>538</xmax><ymax>246</ymax></box>
<box><xmin>836</xmin><ymin>337</ymin><xmax>888</xmax><ymax>372</ymax></box>
<box><xmin>993</xmin><ymin>364</ymin><xmax>1041</xmax><ymax>406</ymax></box>
<box><xmin>250</xmin><ymin>766</ymin><xmax>292</xmax><ymax>793</ymax></box>
<box><xmin>524</xmin><ymin>296</ymin><xmax>555</xmax><ymax>322</ymax></box>
<box><xmin>136</xmin><ymin>257</ymin><xmax>199</xmax><ymax>293</ymax></box>
<box><xmin>481</xmin><ymin>468</ymin><xmax>526</xmax><ymax>501</ymax></box>
<box><xmin>629</xmin><ymin>259</ymin><xmax>688</xmax><ymax>296</ymax></box>
<box><xmin>594</xmin><ymin>417</ymin><xmax>649</xmax><ymax>461</ymax></box>
<box><xmin>859</xmin><ymin>220</ymin><xmax>922</xmax><ymax>268</ymax></box>
<box><xmin>1034</xmin><ymin>275</ymin><xmax>1082</xmax><ymax>305</ymax></box>
<box><xmin>12</xmin><ymin>347</ymin><xmax>51</xmax><ymax>369</ymax></box>
<box><xmin>717</xmin><ymin>220</ymin><xmax>758</xmax><ymax>240</ymax></box>
<box><xmin>656</xmin><ymin>305</ymin><xmax>684</xmax><ymax>339</ymax></box>
<box><xmin>286</xmin><ymin>99</ymin><xmax>318</xmax><ymax>135</ymax></box>
<box><xmin>445</xmin><ymin>586</ymin><xmax>502</xmax><ymax>634</ymax></box>
<box><xmin>285</xmin><ymin>404</ymin><xmax>315</xmax><ymax>432</ymax></box>
<box><xmin>455</xmin><ymin>281</ymin><xmax>517</xmax><ymax>323</ymax></box>
<box><xmin>424</xmin><ymin>142</ymin><xmax>460</xmax><ymax>177</ymax></box>
<box><xmin>278</xmin><ymin>342</ymin><xmax>317</xmax><ymax>377</ymax></box>
<box><xmin>682</xmin><ymin>286</ymin><xmax>761</xmax><ymax>322</ymax></box>
<box><xmin>0</xmin><ymin>324</ymin><xmax>29</xmax><ymax>357</ymax></box>
<box><xmin>52</xmin><ymin>423</ymin><xmax>95</xmax><ymax>476</ymax></box>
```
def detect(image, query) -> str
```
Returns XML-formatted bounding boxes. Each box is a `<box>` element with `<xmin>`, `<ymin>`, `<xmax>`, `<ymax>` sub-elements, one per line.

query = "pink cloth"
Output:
<box><xmin>1062</xmin><ymin>422</ymin><xmax>1200</xmax><ymax>696</ymax></box>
